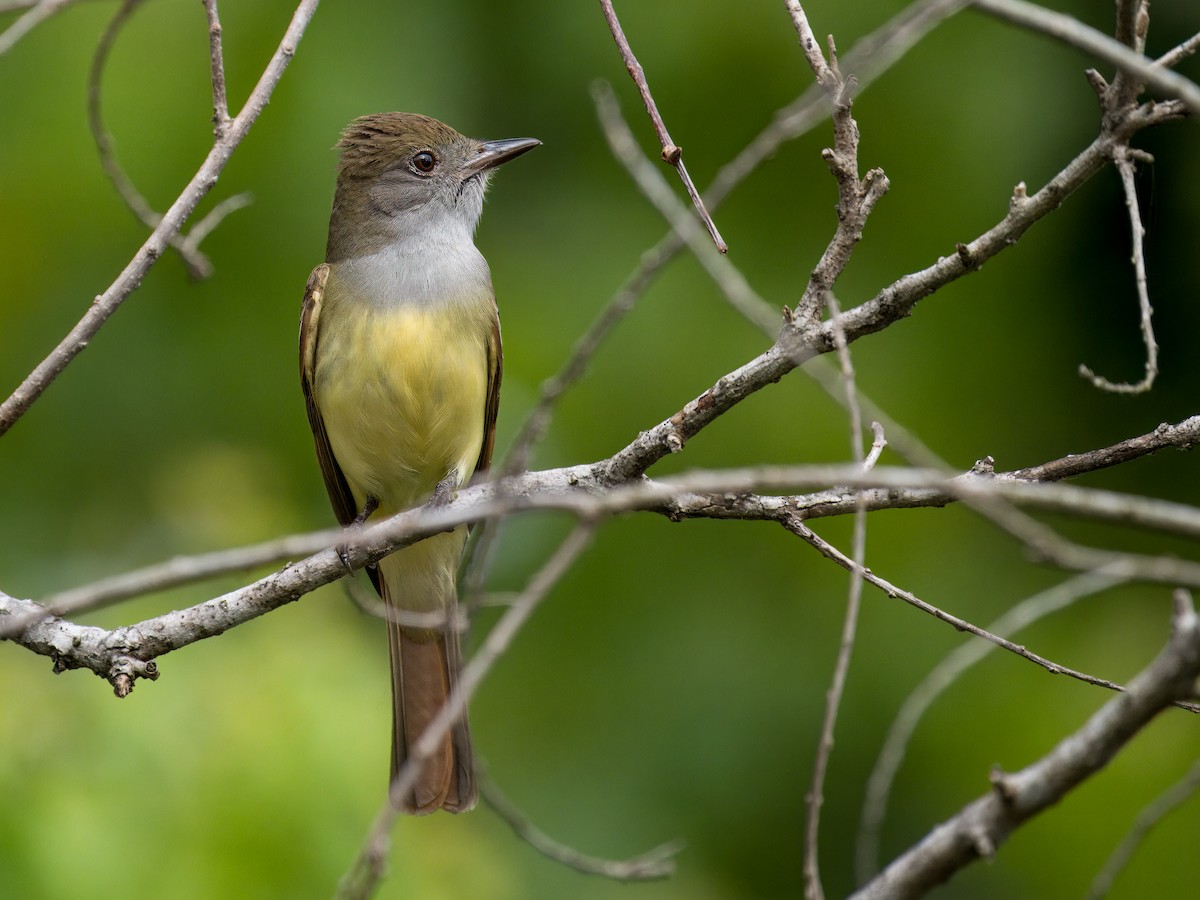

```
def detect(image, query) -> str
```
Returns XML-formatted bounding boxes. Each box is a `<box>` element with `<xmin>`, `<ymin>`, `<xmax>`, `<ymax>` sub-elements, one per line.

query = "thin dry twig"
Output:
<box><xmin>1157</xmin><ymin>30</ymin><xmax>1200</xmax><ymax>70</ymax></box>
<box><xmin>592</xmin><ymin>81</ymin><xmax>774</xmax><ymax>330</ymax></box>
<box><xmin>780</xmin><ymin>517</ymin><xmax>1200</xmax><ymax>712</ymax></box>
<box><xmin>335</xmin><ymin>523</ymin><xmax>597</xmax><ymax>900</ymax></box>
<box><xmin>1107</xmin><ymin>0</ymin><xmax>1150</xmax><ymax>109</ymax></box>
<box><xmin>87</xmin><ymin>0</ymin><xmax>249</xmax><ymax>280</ymax></box>
<box><xmin>855</xmin><ymin>569</ymin><xmax>1130</xmax><ymax>883</ymax></box>
<box><xmin>0</xmin><ymin>0</ymin><xmax>320</xmax><ymax>437</ymax></box>
<box><xmin>0</xmin><ymin>0</ymin><xmax>73</xmax><ymax>56</ymax></box>
<box><xmin>785</xmin><ymin>3</ymin><xmax>890</xmax><ymax>329</ymax></box>
<box><xmin>597</xmin><ymin>0</ymin><xmax>727</xmax><ymax>252</ymax></box>
<box><xmin>87</xmin><ymin>0</ymin><xmax>155</xmax><ymax>226</ymax></box>
<box><xmin>479</xmin><ymin>766</ymin><xmax>682</xmax><ymax>881</ymax></box>
<box><xmin>203</xmin><ymin>0</ymin><xmax>230</xmax><ymax>138</ymax></box>
<box><xmin>1078</xmin><ymin>146</ymin><xmax>1157</xmax><ymax>393</ymax></box>
<box><xmin>1086</xmin><ymin>758</ymin><xmax>1200</xmax><ymax>899</ymax></box>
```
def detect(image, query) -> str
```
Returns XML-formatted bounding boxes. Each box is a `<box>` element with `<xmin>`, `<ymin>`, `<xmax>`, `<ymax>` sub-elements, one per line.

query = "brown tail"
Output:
<box><xmin>386</xmin><ymin>618</ymin><xmax>476</xmax><ymax>814</ymax></box>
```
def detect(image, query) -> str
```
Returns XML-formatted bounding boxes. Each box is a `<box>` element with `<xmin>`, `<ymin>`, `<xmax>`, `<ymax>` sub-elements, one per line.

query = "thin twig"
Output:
<box><xmin>1078</xmin><ymin>147</ymin><xmax>1157</xmax><ymax>393</ymax></box>
<box><xmin>1086</xmin><ymin>759</ymin><xmax>1200</xmax><ymax>899</ymax></box>
<box><xmin>863</xmin><ymin>421</ymin><xmax>888</xmax><ymax>470</ymax></box>
<box><xmin>855</xmin><ymin>569</ymin><xmax>1129</xmax><ymax>883</ymax></box>
<box><xmin>203</xmin><ymin>0</ymin><xmax>230</xmax><ymax>138</ymax></box>
<box><xmin>715</xmin><ymin>0</ymin><xmax>967</xmax><ymax>216</ymax></box>
<box><xmin>87</xmin><ymin>0</ymin><xmax>156</xmax><ymax>227</ymax></box>
<box><xmin>1156</xmin><ymin>31</ymin><xmax>1200</xmax><ymax>70</ymax></box>
<box><xmin>1107</xmin><ymin>0</ymin><xmax>1149</xmax><ymax>109</ymax></box>
<box><xmin>178</xmin><ymin>191</ymin><xmax>253</xmax><ymax>254</ymax></box>
<box><xmin>0</xmin><ymin>0</ymin><xmax>321</xmax><ymax>437</ymax></box>
<box><xmin>592</xmin><ymin>81</ymin><xmax>774</xmax><ymax>331</ymax></box>
<box><xmin>786</xmin><ymin>3</ymin><xmax>891</xmax><ymax>329</ymax></box>
<box><xmin>780</xmin><ymin>517</ymin><xmax>1200</xmax><ymax>712</ymax></box>
<box><xmin>597</xmin><ymin>0</ymin><xmax>727</xmax><ymax>252</ymax></box>
<box><xmin>86</xmin><ymin>0</ymin><xmax>247</xmax><ymax>280</ymax></box>
<box><xmin>479</xmin><ymin>766</ymin><xmax>682</xmax><ymax>881</ymax></box>
<box><xmin>335</xmin><ymin>523</ymin><xmax>597</xmax><ymax>900</ymax></box>
<box><xmin>0</xmin><ymin>0</ymin><xmax>72</xmax><ymax>56</ymax></box>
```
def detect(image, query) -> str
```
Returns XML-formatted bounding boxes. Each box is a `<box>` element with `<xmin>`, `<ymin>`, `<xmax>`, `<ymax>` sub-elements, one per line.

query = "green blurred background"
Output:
<box><xmin>1</xmin><ymin>1</ymin><xmax>1198</xmax><ymax>897</ymax></box>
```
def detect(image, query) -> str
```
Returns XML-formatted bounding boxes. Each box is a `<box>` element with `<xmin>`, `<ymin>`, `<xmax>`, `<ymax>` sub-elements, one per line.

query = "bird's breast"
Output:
<box><xmin>315</xmin><ymin>295</ymin><xmax>492</xmax><ymax>514</ymax></box>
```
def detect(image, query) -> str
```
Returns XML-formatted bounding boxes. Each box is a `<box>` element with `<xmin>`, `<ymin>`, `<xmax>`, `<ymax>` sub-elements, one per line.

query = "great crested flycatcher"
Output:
<box><xmin>299</xmin><ymin>112</ymin><xmax>538</xmax><ymax>814</ymax></box>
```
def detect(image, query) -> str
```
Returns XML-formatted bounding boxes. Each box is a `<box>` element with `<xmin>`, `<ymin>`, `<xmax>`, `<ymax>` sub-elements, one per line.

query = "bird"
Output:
<box><xmin>299</xmin><ymin>112</ymin><xmax>538</xmax><ymax>813</ymax></box>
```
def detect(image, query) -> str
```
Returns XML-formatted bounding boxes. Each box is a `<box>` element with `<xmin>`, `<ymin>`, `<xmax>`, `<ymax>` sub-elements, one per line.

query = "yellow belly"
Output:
<box><xmin>315</xmin><ymin>301</ymin><xmax>489</xmax><ymax>517</ymax></box>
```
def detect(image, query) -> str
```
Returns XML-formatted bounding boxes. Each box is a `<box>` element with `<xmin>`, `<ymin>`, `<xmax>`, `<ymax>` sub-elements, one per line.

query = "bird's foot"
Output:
<box><xmin>338</xmin><ymin>497</ymin><xmax>380</xmax><ymax>574</ymax></box>
<box><xmin>428</xmin><ymin>475</ymin><xmax>457</xmax><ymax>508</ymax></box>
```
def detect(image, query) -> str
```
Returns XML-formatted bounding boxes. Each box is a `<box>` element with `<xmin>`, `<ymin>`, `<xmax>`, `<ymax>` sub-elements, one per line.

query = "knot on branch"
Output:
<box><xmin>108</xmin><ymin>655</ymin><xmax>159</xmax><ymax>698</ymax></box>
<box><xmin>968</xmin><ymin>826</ymin><xmax>996</xmax><ymax>861</ymax></box>
<box><xmin>970</xmin><ymin>456</ymin><xmax>996</xmax><ymax>476</ymax></box>
<box><xmin>989</xmin><ymin>765</ymin><xmax>1018</xmax><ymax>805</ymax></box>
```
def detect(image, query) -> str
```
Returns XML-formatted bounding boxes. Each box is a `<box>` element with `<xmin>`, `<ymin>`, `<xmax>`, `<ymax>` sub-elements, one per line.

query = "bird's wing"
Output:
<box><xmin>299</xmin><ymin>263</ymin><xmax>358</xmax><ymax>527</ymax></box>
<box><xmin>475</xmin><ymin>309</ymin><xmax>502</xmax><ymax>475</ymax></box>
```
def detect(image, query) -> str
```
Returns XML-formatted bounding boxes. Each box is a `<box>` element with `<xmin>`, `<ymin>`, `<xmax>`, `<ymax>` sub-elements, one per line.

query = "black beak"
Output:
<box><xmin>464</xmin><ymin>137</ymin><xmax>541</xmax><ymax>174</ymax></box>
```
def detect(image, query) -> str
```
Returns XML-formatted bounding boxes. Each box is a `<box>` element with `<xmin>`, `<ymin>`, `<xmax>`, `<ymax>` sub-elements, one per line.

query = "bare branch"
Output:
<box><xmin>786</xmin><ymin>3</ymin><xmax>891</xmax><ymax>328</ymax></box>
<box><xmin>0</xmin><ymin>0</ymin><xmax>73</xmax><ymax>56</ymax></box>
<box><xmin>493</xmin><ymin>0</ymin><xmax>980</xmax><ymax>489</ymax></box>
<box><xmin>597</xmin><ymin>0</ymin><xmax>726</xmax><ymax>251</ymax></box>
<box><xmin>970</xmin><ymin>0</ymin><xmax>1200</xmax><ymax>113</ymax></box>
<box><xmin>1157</xmin><ymin>30</ymin><xmax>1200</xmax><ymax>70</ymax></box>
<box><xmin>1108</xmin><ymin>0</ymin><xmax>1150</xmax><ymax>109</ymax></box>
<box><xmin>1078</xmin><ymin>146</ymin><xmax>1158</xmax><ymax>393</ymax></box>
<box><xmin>13</xmin><ymin>458</ymin><xmax>1200</xmax><ymax>697</ymax></box>
<box><xmin>591</xmin><ymin>81</ymin><xmax>775</xmax><ymax>332</ymax></box>
<box><xmin>823</xmin><ymin>97</ymin><xmax>1184</xmax><ymax>355</ymax></box>
<box><xmin>782</xmin><ymin>519</ymin><xmax>1200</xmax><ymax>710</ymax></box>
<box><xmin>202</xmin><ymin>0</ymin><xmax>230</xmax><ymax>138</ymax></box>
<box><xmin>465</xmin><ymin>0</ymin><xmax>946</xmax><ymax>602</ymax></box>
<box><xmin>15</xmin><ymin>413</ymin><xmax>1200</xmax><ymax>636</ymax></box>
<box><xmin>87</xmin><ymin>0</ymin><xmax>226</xmax><ymax>280</ymax></box>
<box><xmin>0</xmin><ymin>0</ymin><xmax>320</xmax><ymax>437</ymax></box>
<box><xmin>851</xmin><ymin>597</ymin><xmax>1200</xmax><ymax>899</ymax></box>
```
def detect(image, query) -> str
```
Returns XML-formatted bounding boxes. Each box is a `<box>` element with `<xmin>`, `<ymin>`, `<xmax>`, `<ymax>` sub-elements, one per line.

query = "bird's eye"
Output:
<box><xmin>412</xmin><ymin>151</ymin><xmax>437</xmax><ymax>174</ymax></box>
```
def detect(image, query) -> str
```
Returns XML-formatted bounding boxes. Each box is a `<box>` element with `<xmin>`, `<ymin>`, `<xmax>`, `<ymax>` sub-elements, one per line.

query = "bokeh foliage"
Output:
<box><xmin>1</xmin><ymin>2</ymin><xmax>1197</xmax><ymax>898</ymax></box>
